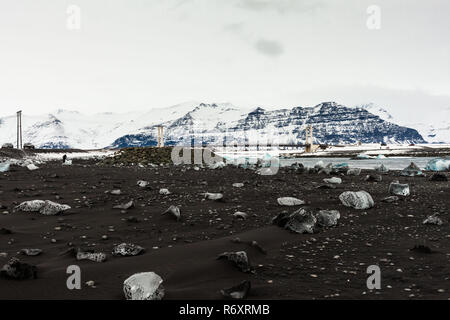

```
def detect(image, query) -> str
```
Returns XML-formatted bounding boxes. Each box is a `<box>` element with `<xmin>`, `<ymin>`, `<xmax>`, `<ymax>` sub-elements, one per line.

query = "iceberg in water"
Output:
<box><xmin>356</xmin><ymin>153</ymin><xmax>374</xmax><ymax>159</ymax></box>
<box><xmin>425</xmin><ymin>158</ymin><xmax>450</xmax><ymax>172</ymax></box>
<box><xmin>233</xmin><ymin>156</ymin><xmax>256</xmax><ymax>169</ymax></box>
<box><xmin>332</xmin><ymin>162</ymin><xmax>349</xmax><ymax>173</ymax></box>
<box><xmin>333</xmin><ymin>162</ymin><xmax>348</xmax><ymax>168</ymax></box>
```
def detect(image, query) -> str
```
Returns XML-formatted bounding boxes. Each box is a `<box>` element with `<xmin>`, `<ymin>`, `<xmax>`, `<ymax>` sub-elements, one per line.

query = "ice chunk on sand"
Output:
<box><xmin>401</xmin><ymin>162</ymin><xmax>423</xmax><ymax>177</ymax></box>
<box><xmin>15</xmin><ymin>200</ymin><xmax>46</xmax><ymax>212</ymax></box>
<box><xmin>202</xmin><ymin>192</ymin><xmax>223</xmax><ymax>201</ymax></box>
<box><xmin>123</xmin><ymin>272</ymin><xmax>164</xmax><ymax>300</ymax></box>
<box><xmin>347</xmin><ymin>168</ymin><xmax>361</xmax><ymax>176</ymax></box>
<box><xmin>316</xmin><ymin>210</ymin><xmax>341</xmax><ymax>227</ymax></box>
<box><xmin>159</xmin><ymin>188</ymin><xmax>171</xmax><ymax>195</ymax></box>
<box><xmin>323</xmin><ymin>177</ymin><xmax>342</xmax><ymax>184</ymax></box>
<box><xmin>423</xmin><ymin>214</ymin><xmax>443</xmax><ymax>226</ymax></box>
<box><xmin>15</xmin><ymin>200</ymin><xmax>70</xmax><ymax>215</ymax></box>
<box><xmin>27</xmin><ymin>164</ymin><xmax>39</xmax><ymax>171</ymax></box>
<box><xmin>339</xmin><ymin>191</ymin><xmax>374</xmax><ymax>210</ymax></box>
<box><xmin>277</xmin><ymin>197</ymin><xmax>305</xmax><ymax>206</ymax></box>
<box><xmin>39</xmin><ymin>201</ymin><xmax>71</xmax><ymax>215</ymax></box>
<box><xmin>233</xmin><ymin>211</ymin><xmax>248</xmax><ymax>220</ymax></box>
<box><xmin>210</xmin><ymin>161</ymin><xmax>226</xmax><ymax>169</ymax></box>
<box><xmin>76</xmin><ymin>251</ymin><xmax>107</xmax><ymax>262</ymax></box>
<box><xmin>137</xmin><ymin>180</ymin><xmax>150</xmax><ymax>187</ymax></box>
<box><xmin>375</xmin><ymin>164</ymin><xmax>389</xmax><ymax>173</ymax></box>
<box><xmin>0</xmin><ymin>162</ymin><xmax>10</xmax><ymax>173</ymax></box>
<box><xmin>162</xmin><ymin>205</ymin><xmax>181</xmax><ymax>221</ymax></box>
<box><xmin>112</xmin><ymin>243</ymin><xmax>145</xmax><ymax>256</ymax></box>
<box><xmin>113</xmin><ymin>201</ymin><xmax>134</xmax><ymax>210</ymax></box>
<box><xmin>314</xmin><ymin>161</ymin><xmax>325</xmax><ymax>170</ymax></box>
<box><xmin>389</xmin><ymin>181</ymin><xmax>410</xmax><ymax>196</ymax></box>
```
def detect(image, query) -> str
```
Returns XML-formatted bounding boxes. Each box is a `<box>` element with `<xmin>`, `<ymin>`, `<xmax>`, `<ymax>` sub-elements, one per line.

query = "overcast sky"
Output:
<box><xmin>0</xmin><ymin>0</ymin><xmax>449</xmax><ymax>120</ymax></box>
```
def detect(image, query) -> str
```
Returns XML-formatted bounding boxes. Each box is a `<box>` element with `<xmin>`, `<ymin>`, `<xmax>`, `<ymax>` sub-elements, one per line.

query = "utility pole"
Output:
<box><xmin>16</xmin><ymin>110</ymin><xmax>22</xmax><ymax>149</ymax></box>
<box><xmin>305</xmin><ymin>125</ymin><xmax>313</xmax><ymax>153</ymax></box>
<box><xmin>157</xmin><ymin>126</ymin><xmax>164</xmax><ymax>148</ymax></box>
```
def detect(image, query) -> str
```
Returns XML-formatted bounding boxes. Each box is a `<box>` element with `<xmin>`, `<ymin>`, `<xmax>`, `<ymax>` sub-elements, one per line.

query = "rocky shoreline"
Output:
<box><xmin>282</xmin><ymin>146</ymin><xmax>450</xmax><ymax>159</ymax></box>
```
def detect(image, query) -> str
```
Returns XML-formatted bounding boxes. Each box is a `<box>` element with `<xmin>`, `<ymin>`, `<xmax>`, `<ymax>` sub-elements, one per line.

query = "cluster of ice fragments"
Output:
<box><xmin>15</xmin><ymin>200</ymin><xmax>71</xmax><ymax>215</ymax></box>
<box><xmin>273</xmin><ymin>208</ymin><xmax>340</xmax><ymax>234</ymax></box>
<box><xmin>112</xmin><ymin>243</ymin><xmax>145</xmax><ymax>256</ymax></box>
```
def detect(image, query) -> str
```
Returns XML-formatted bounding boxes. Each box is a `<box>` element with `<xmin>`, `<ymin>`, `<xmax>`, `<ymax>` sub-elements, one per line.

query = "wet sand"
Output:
<box><xmin>0</xmin><ymin>160</ymin><xmax>449</xmax><ymax>299</ymax></box>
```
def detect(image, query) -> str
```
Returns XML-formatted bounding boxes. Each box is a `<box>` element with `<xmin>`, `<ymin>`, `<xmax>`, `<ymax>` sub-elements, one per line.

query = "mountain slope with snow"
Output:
<box><xmin>0</xmin><ymin>102</ymin><xmax>426</xmax><ymax>149</ymax></box>
<box><xmin>362</xmin><ymin>103</ymin><xmax>450</xmax><ymax>143</ymax></box>
<box><xmin>112</xmin><ymin>102</ymin><xmax>425</xmax><ymax>147</ymax></box>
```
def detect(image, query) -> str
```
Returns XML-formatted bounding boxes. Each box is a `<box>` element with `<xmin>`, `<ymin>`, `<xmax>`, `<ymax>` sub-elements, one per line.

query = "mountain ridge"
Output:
<box><xmin>0</xmin><ymin>101</ymin><xmax>427</xmax><ymax>149</ymax></box>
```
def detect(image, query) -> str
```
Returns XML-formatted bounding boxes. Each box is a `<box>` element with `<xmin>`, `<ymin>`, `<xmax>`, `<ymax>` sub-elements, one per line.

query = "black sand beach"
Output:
<box><xmin>0</xmin><ymin>158</ymin><xmax>449</xmax><ymax>299</ymax></box>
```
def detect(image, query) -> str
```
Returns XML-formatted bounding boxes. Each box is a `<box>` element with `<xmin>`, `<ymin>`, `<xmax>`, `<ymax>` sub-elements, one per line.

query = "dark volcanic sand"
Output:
<box><xmin>0</xmin><ymin>161</ymin><xmax>449</xmax><ymax>300</ymax></box>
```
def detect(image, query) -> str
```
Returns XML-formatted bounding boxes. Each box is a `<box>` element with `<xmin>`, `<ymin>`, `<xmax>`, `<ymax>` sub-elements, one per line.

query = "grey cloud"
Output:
<box><xmin>223</xmin><ymin>22</ymin><xmax>245</xmax><ymax>34</ymax></box>
<box><xmin>236</xmin><ymin>0</ymin><xmax>324</xmax><ymax>14</ymax></box>
<box><xmin>254</xmin><ymin>39</ymin><xmax>284</xmax><ymax>57</ymax></box>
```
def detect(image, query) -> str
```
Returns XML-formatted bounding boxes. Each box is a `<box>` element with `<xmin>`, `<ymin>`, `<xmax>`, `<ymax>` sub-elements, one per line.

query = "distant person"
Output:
<box><xmin>62</xmin><ymin>154</ymin><xmax>67</xmax><ymax>163</ymax></box>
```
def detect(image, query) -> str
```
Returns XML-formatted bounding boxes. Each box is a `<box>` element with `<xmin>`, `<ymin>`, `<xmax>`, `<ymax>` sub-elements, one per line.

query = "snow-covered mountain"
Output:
<box><xmin>0</xmin><ymin>101</ymin><xmax>426</xmax><ymax>149</ymax></box>
<box><xmin>362</xmin><ymin>103</ymin><xmax>450</xmax><ymax>144</ymax></box>
<box><xmin>0</xmin><ymin>102</ymin><xmax>208</xmax><ymax>149</ymax></box>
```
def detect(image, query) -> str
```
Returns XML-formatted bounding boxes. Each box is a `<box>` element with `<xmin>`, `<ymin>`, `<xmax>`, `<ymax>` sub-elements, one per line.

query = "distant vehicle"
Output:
<box><xmin>23</xmin><ymin>143</ymin><xmax>35</xmax><ymax>149</ymax></box>
<box><xmin>409</xmin><ymin>143</ymin><xmax>415</xmax><ymax>147</ymax></box>
<box><xmin>1</xmin><ymin>143</ymin><xmax>14</xmax><ymax>149</ymax></box>
<box><xmin>381</xmin><ymin>142</ymin><xmax>387</xmax><ymax>146</ymax></box>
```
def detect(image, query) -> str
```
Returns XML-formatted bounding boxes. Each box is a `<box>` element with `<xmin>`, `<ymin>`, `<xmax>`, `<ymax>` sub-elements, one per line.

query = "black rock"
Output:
<box><xmin>410</xmin><ymin>245</ymin><xmax>433</xmax><ymax>254</ymax></box>
<box><xmin>287</xmin><ymin>162</ymin><xmax>305</xmax><ymax>173</ymax></box>
<box><xmin>20</xmin><ymin>249</ymin><xmax>43</xmax><ymax>256</ymax></box>
<box><xmin>272</xmin><ymin>208</ymin><xmax>317</xmax><ymax>234</ymax></box>
<box><xmin>221</xmin><ymin>280</ymin><xmax>251</xmax><ymax>299</ymax></box>
<box><xmin>316</xmin><ymin>184</ymin><xmax>336</xmax><ymax>189</ymax></box>
<box><xmin>113</xmin><ymin>200</ymin><xmax>134</xmax><ymax>210</ymax></box>
<box><xmin>217</xmin><ymin>251</ymin><xmax>252</xmax><ymax>273</ymax></box>
<box><xmin>272</xmin><ymin>211</ymin><xmax>292</xmax><ymax>228</ymax></box>
<box><xmin>365</xmin><ymin>174</ymin><xmax>382</xmax><ymax>182</ymax></box>
<box><xmin>0</xmin><ymin>228</ymin><xmax>12</xmax><ymax>235</ymax></box>
<box><xmin>316</xmin><ymin>210</ymin><xmax>341</xmax><ymax>227</ymax></box>
<box><xmin>125</xmin><ymin>216</ymin><xmax>140</xmax><ymax>223</ymax></box>
<box><xmin>230</xmin><ymin>238</ymin><xmax>267</xmax><ymax>255</ymax></box>
<box><xmin>381</xmin><ymin>196</ymin><xmax>399</xmax><ymax>203</ymax></box>
<box><xmin>332</xmin><ymin>164</ymin><xmax>350</xmax><ymax>174</ymax></box>
<box><xmin>0</xmin><ymin>258</ymin><xmax>37</xmax><ymax>280</ymax></box>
